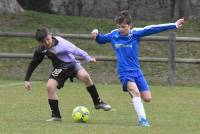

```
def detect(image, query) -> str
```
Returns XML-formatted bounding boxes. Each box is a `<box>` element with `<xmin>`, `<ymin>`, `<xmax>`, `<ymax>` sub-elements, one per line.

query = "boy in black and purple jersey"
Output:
<box><xmin>24</xmin><ymin>27</ymin><xmax>111</xmax><ymax>121</ymax></box>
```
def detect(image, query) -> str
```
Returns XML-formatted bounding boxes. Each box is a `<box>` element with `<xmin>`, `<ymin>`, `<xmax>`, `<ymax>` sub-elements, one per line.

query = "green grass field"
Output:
<box><xmin>0</xmin><ymin>80</ymin><xmax>200</xmax><ymax>134</ymax></box>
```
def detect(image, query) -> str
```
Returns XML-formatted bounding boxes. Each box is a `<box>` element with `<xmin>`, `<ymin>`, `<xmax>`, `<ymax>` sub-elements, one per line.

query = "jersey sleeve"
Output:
<box><xmin>24</xmin><ymin>48</ymin><xmax>45</xmax><ymax>81</ymax></box>
<box><xmin>61</xmin><ymin>39</ymin><xmax>92</xmax><ymax>62</ymax></box>
<box><xmin>133</xmin><ymin>23</ymin><xmax>177</xmax><ymax>37</ymax></box>
<box><xmin>71</xmin><ymin>46</ymin><xmax>92</xmax><ymax>62</ymax></box>
<box><xmin>95</xmin><ymin>32</ymin><xmax>112</xmax><ymax>44</ymax></box>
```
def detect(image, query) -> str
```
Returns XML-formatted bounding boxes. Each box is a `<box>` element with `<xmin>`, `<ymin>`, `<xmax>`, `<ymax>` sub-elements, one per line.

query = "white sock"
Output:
<box><xmin>132</xmin><ymin>97</ymin><xmax>147</xmax><ymax>121</ymax></box>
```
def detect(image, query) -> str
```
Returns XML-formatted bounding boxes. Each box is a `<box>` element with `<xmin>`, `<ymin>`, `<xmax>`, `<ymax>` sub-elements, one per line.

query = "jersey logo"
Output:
<box><xmin>115</xmin><ymin>43</ymin><xmax>132</xmax><ymax>49</ymax></box>
<box><xmin>42</xmin><ymin>50</ymin><xmax>47</xmax><ymax>53</ymax></box>
<box><xmin>128</xmin><ymin>33</ymin><xmax>132</xmax><ymax>39</ymax></box>
<box><xmin>52</xmin><ymin>69</ymin><xmax>62</xmax><ymax>77</ymax></box>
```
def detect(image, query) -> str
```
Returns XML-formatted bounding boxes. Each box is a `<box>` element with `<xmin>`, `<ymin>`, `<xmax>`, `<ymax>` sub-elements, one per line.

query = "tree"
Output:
<box><xmin>173</xmin><ymin>0</ymin><xmax>192</xmax><ymax>19</ymax></box>
<box><xmin>0</xmin><ymin>0</ymin><xmax>23</xmax><ymax>14</ymax></box>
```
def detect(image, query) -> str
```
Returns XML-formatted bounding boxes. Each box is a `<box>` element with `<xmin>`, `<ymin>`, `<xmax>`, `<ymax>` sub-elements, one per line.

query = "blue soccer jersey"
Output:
<box><xmin>95</xmin><ymin>23</ymin><xmax>177</xmax><ymax>91</ymax></box>
<box><xmin>95</xmin><ymin>23</ymin><xmax>177</xmax><ymax>74</ymax></box>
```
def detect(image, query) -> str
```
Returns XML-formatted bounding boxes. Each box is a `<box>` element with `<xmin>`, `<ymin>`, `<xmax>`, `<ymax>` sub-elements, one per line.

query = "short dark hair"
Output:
<box><xmin>35</xmin><ymin>27</ymin><xmax>50</xmax><ymax>42</ymax></box>
<box><xmin>115</xmin><ymin>10</ymin><xmax>132</xmax><ymax>25</ymax></box>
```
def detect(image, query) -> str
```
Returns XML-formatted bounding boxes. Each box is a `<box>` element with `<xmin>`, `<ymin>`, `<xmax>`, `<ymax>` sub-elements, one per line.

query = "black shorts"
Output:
<box><xmin>49</xmin><ymin>62</ymin><xmax>82</xmax><ymax>89</ymax></box>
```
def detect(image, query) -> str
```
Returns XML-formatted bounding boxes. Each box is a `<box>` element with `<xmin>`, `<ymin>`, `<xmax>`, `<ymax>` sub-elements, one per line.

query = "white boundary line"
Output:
<box><xmin>0</xmin><ymin>81</ymin><xmax>44</xmax><ymax>88</ymax></box>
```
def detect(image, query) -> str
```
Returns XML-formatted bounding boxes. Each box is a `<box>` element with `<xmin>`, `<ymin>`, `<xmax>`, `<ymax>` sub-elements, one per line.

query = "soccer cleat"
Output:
<box><xmin>138</xmin><ymin>117</ymin><xmax>150</xmax><ymax>127</ymax></box>
<box><xmin>46</xmin><ymin>117</ymin><xmax>61</xmax><ymax>122</ymax></box>
<box><xmin>95</xmin><ymin>101</ymin><xmax>112</xmax><ymax>111</ymax></box>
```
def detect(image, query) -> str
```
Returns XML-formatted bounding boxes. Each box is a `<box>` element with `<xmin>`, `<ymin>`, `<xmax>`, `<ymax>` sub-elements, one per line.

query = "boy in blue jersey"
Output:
<box><xmin>91</xmin><ymin>10</ymin><xmax>184</xmax><ymax>127</ymax></box>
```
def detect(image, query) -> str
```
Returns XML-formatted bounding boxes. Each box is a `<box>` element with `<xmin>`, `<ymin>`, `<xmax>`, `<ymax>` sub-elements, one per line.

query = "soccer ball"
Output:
<box><xmin>72</xmin><ymin>106</ymin><xmax>90</xmax><ymax>122</ymax></box>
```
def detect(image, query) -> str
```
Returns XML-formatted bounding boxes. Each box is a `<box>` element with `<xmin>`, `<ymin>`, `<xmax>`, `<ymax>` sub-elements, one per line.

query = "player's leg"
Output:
<box><xmin>140</xmin><ymin>90</ymin><xmax>152</xmax><ymax>102</ymax></box>
<box><xmin>127</xmin><ymin>81</ymin><xmax>150</xmax><ymax>127</ymax></box>
<box><xmin>135</xmin><ymin>74</ymin><xmax>152</xmax><ymax>102</ymax></box>
<box><xmin>76</xmin><ymin>68</ymin><xmax>112</xmax><ymax>111</ymax></box>
<box><xmin>46</xmin><ymin>78</ymin><xmax>61</xmax><ymax>121</ymax></box>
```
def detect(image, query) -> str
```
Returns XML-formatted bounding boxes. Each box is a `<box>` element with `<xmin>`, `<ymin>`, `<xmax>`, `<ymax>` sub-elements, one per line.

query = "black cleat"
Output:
<box><xmin>95</xmin><ymin>101</ymin><xmax>112</xmax><ymax>111</ymax></box>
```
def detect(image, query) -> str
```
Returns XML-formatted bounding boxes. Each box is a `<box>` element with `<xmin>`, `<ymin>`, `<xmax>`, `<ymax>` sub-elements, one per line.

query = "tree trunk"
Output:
<box><xmin>174</xmin><ymin>0</ymin><xmax>192</xmax><ymax>19</ymax></box>
<box><xmin>0</xmin><ymin>0</ymin><xmax>23</xmax><ymax>14</ymax></box>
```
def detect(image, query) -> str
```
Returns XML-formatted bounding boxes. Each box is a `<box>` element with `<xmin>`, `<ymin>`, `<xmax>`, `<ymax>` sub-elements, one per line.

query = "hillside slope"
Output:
<box><xmin>0</xmin><ymin>11</ymin><xmax>200</xmax><ymax>86</ymax></box>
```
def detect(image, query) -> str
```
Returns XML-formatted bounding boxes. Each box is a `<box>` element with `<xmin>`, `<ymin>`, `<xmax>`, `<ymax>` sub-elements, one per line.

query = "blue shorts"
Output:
<box><xmin>118</xmin><ymin>70</ymin><xmax>149</xmax><ymax>92</ymax></box>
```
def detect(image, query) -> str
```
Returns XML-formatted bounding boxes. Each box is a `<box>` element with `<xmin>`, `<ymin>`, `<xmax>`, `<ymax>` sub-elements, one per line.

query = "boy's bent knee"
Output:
<box><xmin>143</xmin><ymin>97</ymin><xmax>152</xmax><ymax>102</ymax></box>
<box><xmin>82</xmin><ymin>75</ymin><xmax>93</xmax><ymax>85</ymax></box>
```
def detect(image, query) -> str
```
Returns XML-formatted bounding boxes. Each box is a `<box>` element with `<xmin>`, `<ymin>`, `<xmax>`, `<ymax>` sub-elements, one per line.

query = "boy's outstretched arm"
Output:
<box><xmin>24</xmin><ymin>50</ymin><xmax>45</xmax><ymax>91</ymax></box>
<box><xmin>89</xmin><ymin>57</ymin><xmax>97</xmax><ymax>64</ymax></box>
<box><xmin>175</xmin><ymin>18</ymin><xmax>184</xmax><ymax>29</ymax></box>
<box><xmin>91</xmin><ymin>29</ymin><xmax>98</xmax><ymax>40</ymax></box>
<box><xmin>91</xmin><ymin>29</ymin><xmax>112</xmax><ymax>44</ymax></box>
<box><xmin>134</xmin><ymin>18</ymin><xmax>185</xmax><ymax>37</ymax></box>
<box><xmin>24</xmin><ymin>81</ymin><xmax>31</xmax><ymax>91</ymax></box>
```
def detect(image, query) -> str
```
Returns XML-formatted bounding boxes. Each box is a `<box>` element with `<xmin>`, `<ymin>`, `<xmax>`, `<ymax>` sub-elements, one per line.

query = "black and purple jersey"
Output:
<box><xmin>25</xmin><ymin>36</ymin><xmax>92</xmax><ymax>81</ymax></box>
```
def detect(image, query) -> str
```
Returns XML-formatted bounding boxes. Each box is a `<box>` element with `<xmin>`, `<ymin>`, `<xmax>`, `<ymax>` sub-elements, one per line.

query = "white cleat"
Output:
<box><xmin>46</xmin><ymin>117</ymin><xmax>61</xmax><ymax>122</ymax></box>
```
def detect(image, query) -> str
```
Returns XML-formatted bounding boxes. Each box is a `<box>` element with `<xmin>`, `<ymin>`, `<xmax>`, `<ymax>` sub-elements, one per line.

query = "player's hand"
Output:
<box><xmin>24</xmin><ymin>81</ymin><xmax>31</xmax><ymax>91</ymax></box>
<box><xmin>90</xmin><ymin>57</ymin><xmax>97</xmax><ymax>64</ymax></box>
<box><xmin>91</xmin><ymin>29</ymin><xmax>98</xmax><ymax>40</ymax></box>
<box><xmin>176</xmin><ymin>18</ymin><xmax>184</xmax><ymax>29</ymax></box>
